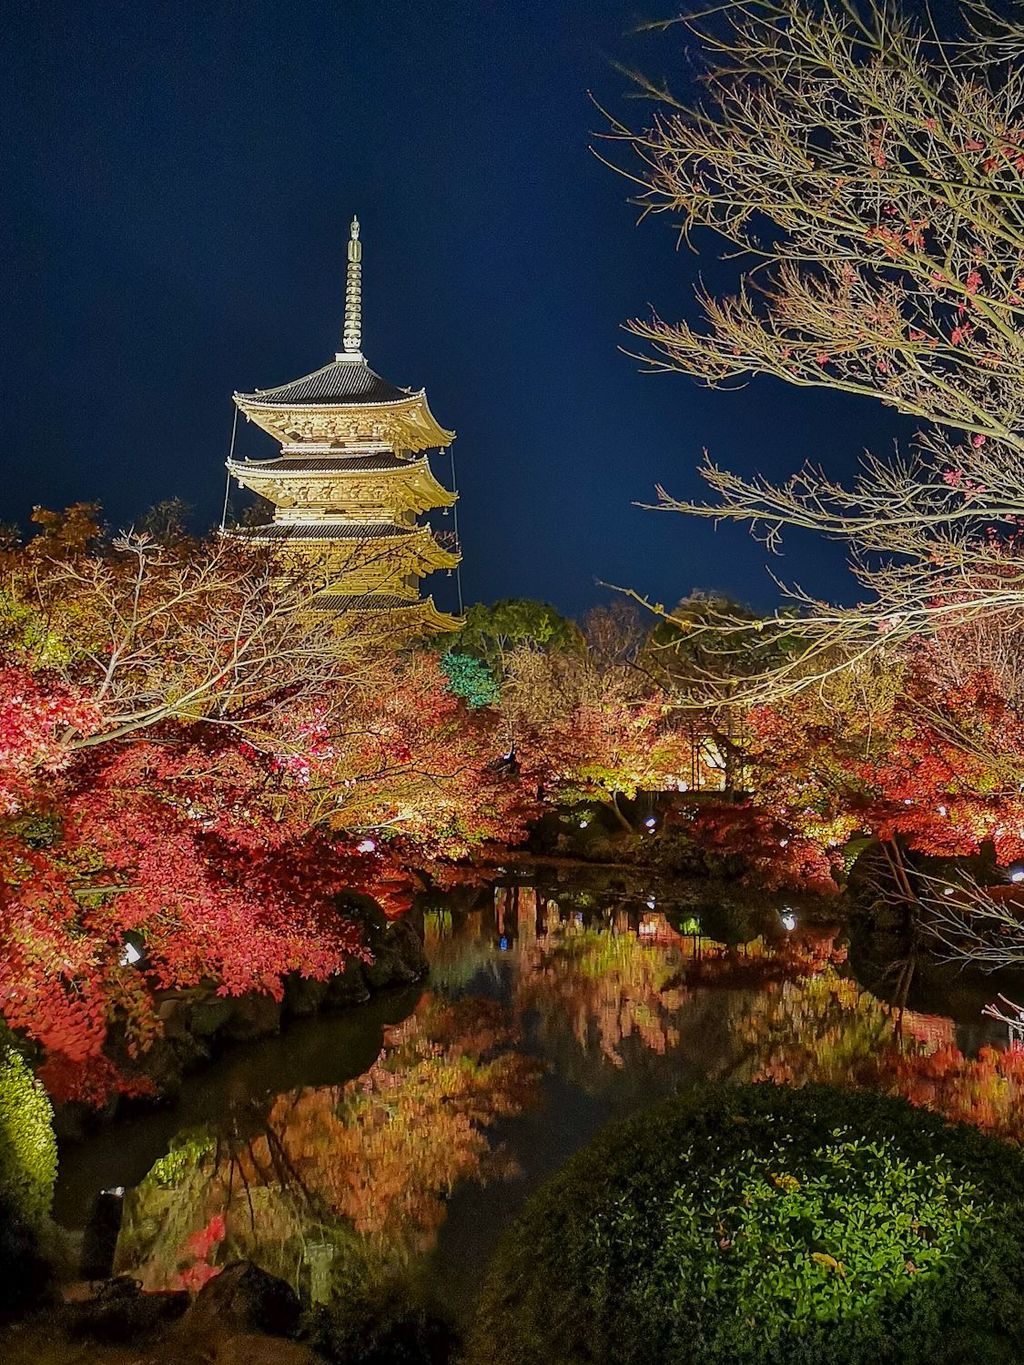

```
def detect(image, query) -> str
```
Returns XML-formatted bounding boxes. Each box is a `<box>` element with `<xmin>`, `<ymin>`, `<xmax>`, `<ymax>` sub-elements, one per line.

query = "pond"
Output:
<box><xmin>52</xmin><ymin>867</ymin><xmax>1024</xmax><ymax>1332</ymax></box>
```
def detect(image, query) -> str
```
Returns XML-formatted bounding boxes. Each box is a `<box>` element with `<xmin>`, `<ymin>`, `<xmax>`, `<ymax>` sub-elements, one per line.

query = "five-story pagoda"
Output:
<box><xmin>227</xmin><ymin>218</ymin><xmax>461</xmax><ymax>633</ymax></box>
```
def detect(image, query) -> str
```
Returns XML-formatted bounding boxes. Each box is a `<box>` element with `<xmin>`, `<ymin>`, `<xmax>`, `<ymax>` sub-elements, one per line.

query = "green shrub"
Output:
<box><xmin>469</xmin><ymin>1084</ymin><xmax>1024</xmax><ymax>1365</ymax></box>
<box><xmin>0</xmin><ymin>1190</ymin><xmax>55</xmax><ymax>1324</ymax></box>
<box><xmin>0</xmin><ymin>1044</ymin><xmax>57</xmax><ymax>1323</ymax></box>
<box><xmin>304</xmin><ymin>1287</ymin><xmax>458</xmax><ymax>1364</ymax></box>
<box><xmin>0</xmin><ymin>1042</ymin><xmax>57</xmax><ymax>1228</ymax></box>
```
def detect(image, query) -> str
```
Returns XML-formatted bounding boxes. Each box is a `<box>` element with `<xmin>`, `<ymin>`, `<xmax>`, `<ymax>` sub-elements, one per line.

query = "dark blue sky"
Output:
<box><xmin>3</xmin><ymin>0</ymin><xmax>905</xmax><ymax>619</ymax></box>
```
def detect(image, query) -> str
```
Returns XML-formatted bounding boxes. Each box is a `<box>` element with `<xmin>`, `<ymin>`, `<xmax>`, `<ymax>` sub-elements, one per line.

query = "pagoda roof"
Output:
<box><xmin>313</xmin><ymin>593</ymin><xmax>463</xmax><ymax>634</ymax></box>
<box><xmin>228</xmin><ymin>451</ymin><xmax>456</xmax><ymax>518</ymax></box>
<box><xmin>313</xmin><ymin>593</ymin><xmax>417</xmax><ymax>609</ymax></box>
<box><xmin>231</xmin><ymin>453</ymin><xmax>413</xmax><ymax>474</ymax></box>
<box><xmin>234</xmin><ymin>521</ymin><xmax>413</xmax><ymax>541</ymax></box>
<box><xmin>231</xmin><ymin>221</ymin><xmax>454</xmax><ymax>452</ymax></box>
<box><xmin>236</xmin><ymin>356</ymin><xmax>412</xmax><ymax>409</ymax></box>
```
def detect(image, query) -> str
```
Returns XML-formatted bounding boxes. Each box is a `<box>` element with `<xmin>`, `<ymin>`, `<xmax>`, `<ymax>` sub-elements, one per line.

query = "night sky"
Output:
<box><xmin>4</xmin><ymin>0</ymin><xmax>909</xmax><ymax>620</ymax></box>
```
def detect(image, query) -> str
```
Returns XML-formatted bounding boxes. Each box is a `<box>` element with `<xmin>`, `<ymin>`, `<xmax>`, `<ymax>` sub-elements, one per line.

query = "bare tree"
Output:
<box><xmin>606</xmin><ymin>0</ymin><xmax>1024</xmax><ymax>705</ymax></box>
<box><xmin>3</xmin><ymin>529</ymin><xmax>391</xmax><ymax>753</ymax></box>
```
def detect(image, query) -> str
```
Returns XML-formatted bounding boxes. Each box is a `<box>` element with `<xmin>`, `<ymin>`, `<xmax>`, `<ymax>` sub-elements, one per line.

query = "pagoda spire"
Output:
<box><xmin>341</xmin><ymin>216</ymin><xmax>362</xmax><ymax>357</ymax></box>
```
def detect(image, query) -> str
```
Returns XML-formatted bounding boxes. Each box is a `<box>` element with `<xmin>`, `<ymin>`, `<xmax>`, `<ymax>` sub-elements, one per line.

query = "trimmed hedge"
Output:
<box><xmin>0</xmin><ymin>1042</ymin><xmax>56</xmax><ymax>1227</ymax></box>
<box><xmin>0</xmin><ymin>1042</ymin><xmax>57</xmax><ymax>1323</ymax></box>
<box><xmin>469</xmin><ymin>1084</ymin><xmax>1024</xmax><ymax>1365</ymax></box>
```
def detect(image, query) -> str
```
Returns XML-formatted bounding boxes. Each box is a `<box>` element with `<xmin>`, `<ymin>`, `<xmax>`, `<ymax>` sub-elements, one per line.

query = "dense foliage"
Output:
<box><xmin>470</xmin><ymin>1083</ymin><xmax>1024</xmax><ymax>1365</ymax></box>
<box><xmin>5</xmin><ymin>497</ymin><xmax>1023</xmax><ymax>1105</ymax></box>
<box><xmin>0</xmin><ymin>1040</ymin><xmax>56</xmax><ymax>1227</ymax></box>
<box><xmin>0</xmin><ymin>515</ymin><xmax>738</xmax><ymax>1103</ymax></box>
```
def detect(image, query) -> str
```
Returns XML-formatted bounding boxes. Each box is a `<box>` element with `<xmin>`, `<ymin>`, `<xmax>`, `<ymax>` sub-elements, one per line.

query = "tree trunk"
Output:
<box><xmin>609</xmin><ymin>791</ymin><xmax>633</xmax><ymax>833</ymax></box>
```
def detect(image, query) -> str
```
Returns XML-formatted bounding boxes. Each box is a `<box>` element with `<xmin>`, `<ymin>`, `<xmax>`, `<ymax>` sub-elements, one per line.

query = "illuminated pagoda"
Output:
<box><xmin>227</xmin><ymin>217</ymin><xmax>461</xmax><ymax>633</ymax></box>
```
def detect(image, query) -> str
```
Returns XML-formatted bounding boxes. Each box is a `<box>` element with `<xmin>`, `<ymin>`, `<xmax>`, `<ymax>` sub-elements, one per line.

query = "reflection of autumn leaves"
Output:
<box><xmin>510</xmin><ymin>919</ymin><xmax>845</xmax><ymax>1069</ymax></box>
<box><xmin>515</xmin><ymin>930</ymin><xmax>689</xmax><ymax>1067</ymax></box>
<box><xmin>874</xmin><ymin>1043</ymin><xmax>1024</xmax><ymax>1143</ymax></box>
<box><xmin>117</xmin><ymin>994</ymin><xmax>542</xmax><ymax>1291</ymax></box>
<box><xmin>734</xmin><ymin>968</ymin><xmax>1024</xmax><ymax>1143</ymax></box>
<box><xmin>254</xmin><ymin>996</ymin><xmax>542</xmax><ymax>1250</ymax></box>
<box><xmin>736</xmin><ymin>970</ymin><xmax>894</xmax><ymax>1085</ymax></box>
<box><xmin>684</xmin><ymin>931</ymin><xmax>846</xmax><ymax>990</ymax></box>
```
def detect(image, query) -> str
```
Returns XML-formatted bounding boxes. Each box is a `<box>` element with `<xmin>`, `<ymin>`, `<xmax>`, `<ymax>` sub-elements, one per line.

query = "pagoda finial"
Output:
<box><xmin>342</xmin><ymin>215</ymin><xmax>362</xmax><ymax>355</ymax></box>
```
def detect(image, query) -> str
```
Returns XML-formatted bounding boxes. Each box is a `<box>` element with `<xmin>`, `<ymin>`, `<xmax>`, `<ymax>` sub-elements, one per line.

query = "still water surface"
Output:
<box><xmin>53</xmin><ymin>870</ymin><xmax>1022</xmax><ymax>1324</ymax></box>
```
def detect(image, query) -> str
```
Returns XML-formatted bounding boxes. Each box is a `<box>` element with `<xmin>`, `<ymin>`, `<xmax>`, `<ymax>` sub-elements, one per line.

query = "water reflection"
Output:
<box><xmin>114</xmin><ymin>995</ymin><xmax>542</xmax><ymax>1300</ymax></box>
<box><xmin>732</xmin><ymin>964</ymin><xmax>1024</xmax><ymax>1142</ymax></box>
<box><xmin>53</xmin><ymin>873</ymin><xmax>1024</xmax><ymax>1327</ymax></box>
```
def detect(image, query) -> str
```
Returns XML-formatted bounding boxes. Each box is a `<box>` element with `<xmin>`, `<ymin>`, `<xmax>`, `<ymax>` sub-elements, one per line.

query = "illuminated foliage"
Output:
<box><xmin>0</xmin><ymin>666</ymin><xmax>99</xmax><ymax>817</ymax></box>
<box><xmin>439</xmin><ymin>650</ymin><xmax>500</xmax><ymax>709</ymax></box>
<box><xmin>735</xmin><ymin>658</ymin><xmax>1024</xmax><ymax>868</ymax></box>
<box><xmin>316</xmin><ymin>650</ymin><xmax>537</xmax><ymax>859</ymax></box>
<box><xmin>471</xmin><ymin>1084</ymin><xmax>1024</xmax><ymax>1365</ymax></box>
<box><xmin>0</xmin><ymin>1040</ymin><xmax>56</xmax><ymax>1227</ymax></box>
<box><xmin>443</xmin><ymin>598</ymin><xmax>583</xmax><ymax>674</ymax></box>
<box><xmin>0</xmin><ymin>518</ymin><xmax>544</xmax><ymax>1100</ymax></box>
<box><xmin>503</xmin><ymin>646</ymin><xmax>694</xmax><ymax>812</ymax></box>
<box><xmin>0</xmin><ymin>726</ymin><xmax>383</xmax><ymax>1101</ymax></box>
<box><xmin>674</xmin><ymin>800</ymin><xmax>844</xmax><ymax>895</ymax></box>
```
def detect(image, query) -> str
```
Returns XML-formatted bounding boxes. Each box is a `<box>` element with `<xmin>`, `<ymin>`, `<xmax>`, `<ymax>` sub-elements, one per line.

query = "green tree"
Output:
<box><xmin>133</xmin><ymin>498</ymin><xmax>195</xmax><ymax>548</ymax></box>
<box><xmin>444</xmin><ymin>599</ymin><xmax>583</xmax><ymax>676</ymax></box>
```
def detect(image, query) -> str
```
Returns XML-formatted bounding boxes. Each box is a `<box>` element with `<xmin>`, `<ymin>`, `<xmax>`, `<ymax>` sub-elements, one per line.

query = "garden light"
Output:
<box><xmin>119</xmin><ymin>933</ymin><xmax>145</xmax><ymax>967</ymax></box>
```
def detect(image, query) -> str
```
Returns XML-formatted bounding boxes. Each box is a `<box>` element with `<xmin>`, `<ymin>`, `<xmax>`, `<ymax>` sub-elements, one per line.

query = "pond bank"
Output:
<box><xmin>54</xmin><ymin>910</ymin><xmax>427</xmax><ymax>1143</ymax></box>
<box><xmin>3</xmin><ymin>1258</ymin><xmax>319</xmax><ymax>1365</ymax></box>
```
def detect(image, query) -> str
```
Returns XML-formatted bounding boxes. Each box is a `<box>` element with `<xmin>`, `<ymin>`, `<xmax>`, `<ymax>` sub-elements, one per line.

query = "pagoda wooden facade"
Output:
<box><xmin>228</xmin><ymin>218</ymin><xmax>461</xmax><ymax>634</ymax></box>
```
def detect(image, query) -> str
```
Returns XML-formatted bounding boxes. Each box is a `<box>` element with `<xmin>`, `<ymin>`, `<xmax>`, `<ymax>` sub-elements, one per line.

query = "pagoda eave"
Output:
<box><xmin>234</xmin><ymin>390</ymin><xmax>454</xmax><ymax>453</ymax></box>
<box><xmin>226</xmin><ymin>456</ymin><xmax>456</xmax><ymax>515</ymax></box>
<box><xmin>226</xmin><ymin>525</ymin><xmax>459</xmax><ymax>581</ymax></box>
<box><xmin>314</xmin><ymin>595</ymin><xmax>462</xmax><ymax>636</ymax></box>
